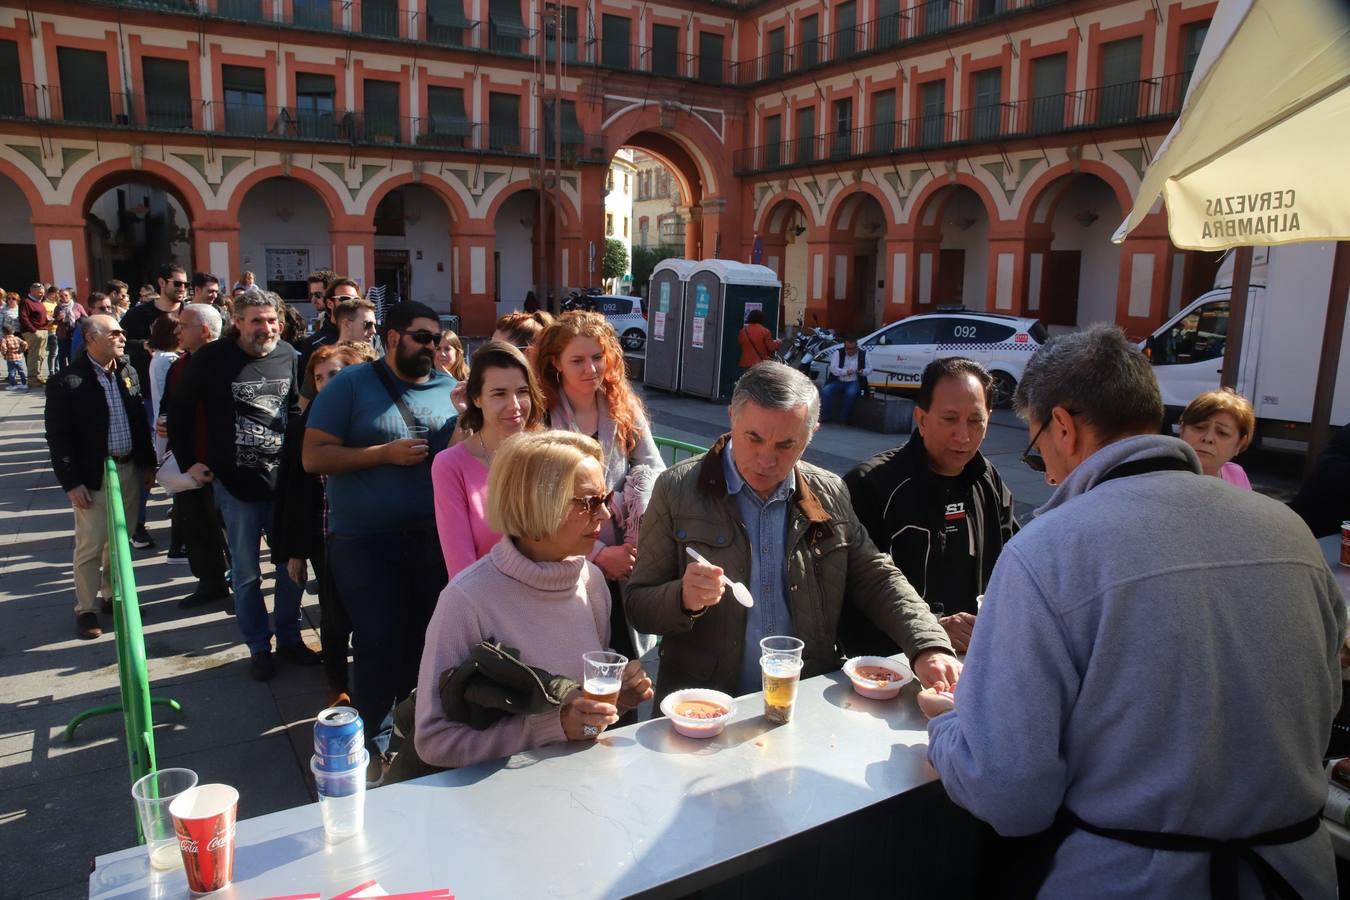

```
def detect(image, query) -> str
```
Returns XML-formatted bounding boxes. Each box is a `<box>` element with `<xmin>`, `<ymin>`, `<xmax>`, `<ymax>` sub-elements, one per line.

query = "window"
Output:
<box><xmin>542</xmin><ymin>98</ymin><xmax>583</xmax><ymax>157</ymax></box>
<box><xmin>623</xmin><ymin>218</ymin><xmax>629</xmax><ymax>238</ymax></box>
<box><xmin>1180</xmin><ymin>21</ymin><xmax>1210</xmax><ymax>96</ymax></box>
<box><xmin>795</xmin><ymin>105</ymin><xmax>816</xmax><ymax>163</ymax></box>
<box><xmin>544</xmin><ymin>5</ymin><xmax>578</xmax><ymax>62</ymax></box>
<box><xmin>657</xmin><ymin>170</ymin><xmax>670</xmax><ymax>196</ymax></box>
<box><xmin>870</xmin><ymin>90</ymin><xmax>895</xmax><ymax>153</ymax></box>
<box><xmin>362</xmin><ymin>0</ymin><xmax>398</xmax><ymax>36</ymax></box>
<box><xmin>218</xmin><ymin>0</ymin><xmax>264</xmax><ymax>21</ymax></box>
<box><xmin>0</xmin><ymin>41</ymin><xmax>23</xmax><ymax>117</ymax></box>
<box><xmin>623</xmin><ymin>172</ymin><xmax>630</xmax><ymax>192</ymax></box>
<box><xmin>294</xmin><ymin>72</ymin><xmax>336</xmax><ymax>138</ymax></box>
<box><xmin>767</xmin><ymin>27</ymin><xmax>786</xmax><ymax>78</ymax></box>
<box><xmin>764</xmin><ymin>113</ymin><xmax>782</xmax><ymax>167</ymax></box>
<box><xmin>698</xmin><ymin>32</ymin><xmax>724</xmax><ymax>84</ymax></box>
<box><xmin>970</xmin><ymin>68</ymin><xmax>1002</xmax><ymax>140</ymax></box>
<box><xmin>142</xmin><ymin>57</ymin><xmax>192</xmax><ymax>129</ymax></box>
<box><xmin>652</xmin><ymin>24</ymin><xmax>680</xmax><ymax>76</ymax></box>
<box><xmin>222</xmin><ymin>65</ymin><xmax>266</xmax><ymax>134</ymax></box>
<box><xmin>831</xmin><ymin>98</ymin><xmax>852</xmax><ymax>158</ymax></box>
<box><xmin>374</xmin><ymin>189</ymin><xmax>405</xmax><ymax>236</ymax></box>
<box><xmin>425</xmin><ymin>86</ymin><xmax>470</xmax><ymax>146</ymax></box>
<box><xmin>920</xmin><ymin>0</ymin><xmax>949</xmax><ymax>35</ymax></box>
<box><xmin>606</xmin><ymin>170</ymin><xmax>614</xmax><ymax>192</ymax></box>
<box><xmin>875</xmin><ymin>317</ymin><xmax>940</xmax><ymax>346</ymax></box>
<box><xmin>363</xmin><ymin>79</ymin><xmax>399</xmax><ymax>142</ymax></box>
<box><xmin>602</xmin><ymin>15</ymin><xmax>631</xmax><ymax>69</ymax></box>
<box><xmin>876</xmin><ymin>0</ymin><xmax>901</xmax><ymax>48</ymax></box>
<box><xmin>833</xmin><ymin>2</ymin><xmax>857</xmax><ymax>59</ymax></box>
<box><xmin>488</xmin><ymin>0</ymin><xmax>530</xmax><ymax>54</ymax></box>
<box><xmin>919</xmin><ymin>80</ymin><xmax>946</xmax><ymax>145</ymax></box>
<box><xmin>488</xmin><ymin>92</ymin><xmax>521</xmax><ymax>150</ymax></box>
<box><xmin>639</xmin><ymin>217</ymin><xmax>649</xmax><ymax>246</ymax></box>
<box><xmin>606</xmin><ymin>213</ymin><xmax>614</xmax><ymax>236</ymax></box>
<box><xmin>1152</xmin><ymin>299</ymin><xmax>1229</xmax><ymax>365</ymax></box>
<box><xmin>799</xmin><ymin>15</ymin><xmax>820</xmax><ymax>68</ymax></box>
<box><xmin>973</xmin><ymin>0</ymin><xmax>1004</xmax><ymax>20</ymax></box>
<box><xmin>294</xmin><ymin>0</ymin><xmax>333</xmax><ymax>30</ymax></box>
<box><xmin>427</xmin><ymin>0</ymin><xmax>473</xmax><ymax>47</ymax></box>
<box><xmin>935</xmin><ymin>318</ymin><xmax>1015</xmax><ymax>344</ymax></box>
<box><xmin>1098</xmin><ymin>37</ymin><xmax>1143</xmax><ymax>125</ymax></box>
<box><xmin>1029</xmin><ymin>53</ymin><xmax>1067</xmax><ymax>134</ymax></box>
<box><xmin>57</xmin><ymin>47</ymin><xmax>111</xmax><ymax>124</ymax></box>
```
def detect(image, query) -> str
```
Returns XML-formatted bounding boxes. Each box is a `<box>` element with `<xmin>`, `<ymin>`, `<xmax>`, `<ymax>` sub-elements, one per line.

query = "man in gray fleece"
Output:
<box><xmin>927</xmin><ymin>325</ymin><xmax>1344</xmax><ymax>899</ymax></box>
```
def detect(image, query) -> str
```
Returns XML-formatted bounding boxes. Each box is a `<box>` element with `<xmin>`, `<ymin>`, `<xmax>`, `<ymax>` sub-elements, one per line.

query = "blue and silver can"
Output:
<box><xmin>314</xmin><ymin>706</ymin><xmax>364</xmax><ymax>772</ymax></box>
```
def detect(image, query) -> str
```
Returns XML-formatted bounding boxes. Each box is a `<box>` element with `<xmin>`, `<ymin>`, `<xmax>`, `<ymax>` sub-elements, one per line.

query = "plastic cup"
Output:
<box><xmin>169</xmin><ymin>783</ymin><xmax>238</xmax><ymax>894</ymax></box>
<box><xmin>581</xmin><ymin>651</ymin><xmax>627</xmax><ymax>738</ymax></box>
<box><xmin>130</xmin><ymin>768</ymin><xmax>198</xmax><ymax>871</ymax></box>
<box><xmin>407</xmin><ymin>425</ymin><xmax>429</xmax><ymax>438</ymax></box>
<box><xmin>311</xmin><ymin>750</ymin><xmax>368</xmax><ymax>842</ymax></box>
<box><xmin>760</xmin><ymin>636</ymin><xmax>805</xmax><ymax>724</ymax></box>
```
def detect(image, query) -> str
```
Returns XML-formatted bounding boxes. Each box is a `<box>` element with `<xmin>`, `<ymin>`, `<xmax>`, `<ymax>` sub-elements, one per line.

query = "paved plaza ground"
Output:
<box><xmin>0</xmin><ymin>379</ymin><xmax>1303</xmax><ymax>898</ymax></box>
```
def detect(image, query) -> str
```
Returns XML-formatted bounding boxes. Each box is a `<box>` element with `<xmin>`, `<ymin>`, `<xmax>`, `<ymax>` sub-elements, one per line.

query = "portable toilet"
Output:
<box><xmin>678</xmin><ymin>261</ymin><xmax>782</xmax><ymax>401</ymax></box>
<box><xmin>643</xmin><ymin>259</ymin><xmax>700</xmax><ymax>393</ymax></box>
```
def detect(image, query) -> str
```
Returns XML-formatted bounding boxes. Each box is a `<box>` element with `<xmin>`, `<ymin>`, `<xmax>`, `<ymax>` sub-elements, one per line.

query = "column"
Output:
<box><xmin>329</xmin><ymin>221</ymin><xmax>376</xmax><ymax>292</ymax></box>
<box><xmin>32</xmin><ymin>212</ymin><xmax>89</xmax><ymax>294</ymax></box>
<box><xmin>1117</xmin><ymin>236</ymin><xmax>1175</xmax><ymax>339</ymax></box>
<box><xmin>192</xmin><ymin>217</ymin><xmax>241</xmax><ymax>289</ymax></box>
<box><xmin>699</xmin><ymin>195</ymin><xmax>741</xmax><ymax>261</ymax></box>
<box><xmin>680</xmin><ymin>206</ymin><xmax>703</xmax><ymax>260</ymax></box>
<box><xmin>803</xmin><ymin>239</ymin><xmax>856</xmax><ymax>330</ymax></box>
<box><xmin>880</xmin><ymin>234</ymin><xmax>915</xmax><ymax>320</ymax></box>
<box><xmin>450</xmin><ymin>225</ymin><xmax>496</xmax><ymax>336</ymax></box>
<box><xmin>983</xmin><ymin>230</ymin><xmax>1050</xmax><ymax>317</ymax></box>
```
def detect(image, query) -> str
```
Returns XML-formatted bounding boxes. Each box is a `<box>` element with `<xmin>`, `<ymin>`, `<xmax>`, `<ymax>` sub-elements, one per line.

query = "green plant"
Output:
<box><xmin>630</xmin><ymin>245</ymin><xmax>683</xmax><ymax>295</ymax></box>
<box><xmin>602</xmin><ymin>238</ymin><xmax>629</xmax><ymax>282</ymax></box>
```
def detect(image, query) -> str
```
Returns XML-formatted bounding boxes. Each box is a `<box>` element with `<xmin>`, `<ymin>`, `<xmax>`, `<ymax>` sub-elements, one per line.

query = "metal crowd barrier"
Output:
<box><xmin>653</xmin><ymin>436</ymin><xmax>708</xmax><ymax>465</ymax></box>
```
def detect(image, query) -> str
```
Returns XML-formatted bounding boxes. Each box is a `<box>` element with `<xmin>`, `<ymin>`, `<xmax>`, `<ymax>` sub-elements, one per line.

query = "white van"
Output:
<box><xmin>1146</xmin><ymin>242</ymin><xmax>1350</xmax><ymax>447</ymax></box>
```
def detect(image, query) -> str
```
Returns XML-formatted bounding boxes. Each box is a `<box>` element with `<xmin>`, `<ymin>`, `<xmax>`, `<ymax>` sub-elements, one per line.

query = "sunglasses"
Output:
<box><xmin>572</xmin><ymin>490</ymin><xmax>614</xmax><ymax>517</ymax></box>
<box><xmin>309</xmin><ymin>291</ymin><xmax>325</xmax><ymax>299</ymax></box>
<box><xmin>402</xmin><ymin>330</ymin><xmax>441</xmax><ymax>345</ymax></box>
<box><xmin>359</xmin><ymin>321</ymin><xmax>378</xmax><ymax>332</ymax></box>
<box><xmin>1021</xmin><ymin>409</ymin><xmax>1079</xmax><ymax>473</ymax></box>
<box><xmin>169</xmin><ymin>280</ymin><xmax>189</xmax><ymax>288</ymax></box>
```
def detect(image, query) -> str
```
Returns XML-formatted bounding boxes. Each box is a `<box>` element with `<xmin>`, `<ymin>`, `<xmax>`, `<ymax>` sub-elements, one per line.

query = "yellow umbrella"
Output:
<box><xmin>1114</xmin><ymin>0</ymin><xmax>1350</xmax><ymax>469</ymax></box>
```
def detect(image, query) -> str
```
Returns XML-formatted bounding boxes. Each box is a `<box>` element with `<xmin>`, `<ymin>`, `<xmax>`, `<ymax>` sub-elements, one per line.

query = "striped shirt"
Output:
<box><xmin>95</xmin><ymin>362</ymin><xmax>134</xmax><ymax>457</ymax></box>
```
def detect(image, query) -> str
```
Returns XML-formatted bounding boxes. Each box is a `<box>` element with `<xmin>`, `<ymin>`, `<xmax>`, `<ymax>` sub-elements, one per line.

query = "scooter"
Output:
<box><xmin>777</xmin><ymin>315</ymin><xmax>838</xmax><ymax>376</ymax></box>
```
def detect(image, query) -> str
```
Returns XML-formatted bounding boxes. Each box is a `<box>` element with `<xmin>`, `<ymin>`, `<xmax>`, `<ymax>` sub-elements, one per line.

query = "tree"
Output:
<box><xmin>630</xmin><ymin>245</ymin><xmax>683</xmax><ymax>296</ymax></box>
<box><xmin>602</xmin><ymin>238</ymin><xmax>629</xmax><ymax>284</ymax></box>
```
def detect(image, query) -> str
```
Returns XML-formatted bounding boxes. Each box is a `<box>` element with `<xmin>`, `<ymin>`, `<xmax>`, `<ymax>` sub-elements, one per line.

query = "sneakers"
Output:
<box><xmin>249</xmin><ymin>651</ymin><xmax>276</xmax><ymax>682</ymax></box>
<box><xmin>166</xmin><ymin>546</ymin><xmax>189</xmax><ymax>564</ymax></box>
<box><xmin>76</xmin><ymin>612</ymin><xmax>102</xmax><ymax>639</ymax></box>
<box><xmin>130</xmin><ymin>526</ymin><xmax>155</xmax><ymax>550</ymax></box>
<box><xmin>277</xmin><ymin>642</ymin><xmax>323</xmax><ymax>667</ymax></box>
<box><xmin>178</xmin><ymin>587</ymin><xmax>230</xmax><ymax>610</ymax></box>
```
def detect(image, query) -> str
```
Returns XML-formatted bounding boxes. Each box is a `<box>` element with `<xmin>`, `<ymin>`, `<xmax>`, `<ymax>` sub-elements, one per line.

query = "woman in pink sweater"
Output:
<box><xmin>415</xmin><ymin>431</ymin><xmax>654</xmax><ymax>770</ymax></box>
<box><xmin>432</xmin><ymin>342</ymin><xmax>546</xmax><ymax>577</ymax></box>
<box><xmin>1179</xmin><ymin>388</ymin><xmax>1255</xmax><ymax>489</ymax></box>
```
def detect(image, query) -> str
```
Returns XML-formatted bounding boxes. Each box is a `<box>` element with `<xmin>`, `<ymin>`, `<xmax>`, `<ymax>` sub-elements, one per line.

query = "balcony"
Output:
<box><xmin>733</xmin><ymin>73</ymin><xmax>1185</xmax><ymax>174</ymax></box>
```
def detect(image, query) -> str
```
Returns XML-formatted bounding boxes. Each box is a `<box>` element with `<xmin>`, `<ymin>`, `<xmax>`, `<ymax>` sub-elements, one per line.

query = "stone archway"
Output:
<box><xmin>237</xmin><ymin>177</ymin><xmax>334</xmax><ymax>301</ymax></box>
<box><xmin>910</xmin><ymin>181</ymin><xmax>999</xmax><ymax>311</ymax></box>
<box><xmin>825</xmin><ymin>190</ymin><xmax>890</xmax><ymax>335</ymax></box>
<box><xmin>758</xmin><ymin>195</ymin><xmax>813</xmax><ymax>327</ymax></box>
<box><xmin>0</xmin><ymin>171</ymin><xmax>36</xmax><ymax>291</ymax></box>
<box><xmin>81</xmin><ymin>170</ymin><xmax>197</xmax><ymax>295</ymax></box>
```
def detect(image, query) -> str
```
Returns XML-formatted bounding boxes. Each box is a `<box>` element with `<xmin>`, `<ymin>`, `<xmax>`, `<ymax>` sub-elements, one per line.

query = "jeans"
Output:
<box><xmin>56</xmin><ymin>336</ymin><xmax>72</xmax><ymax>372</ymax></box>
<box><xmin>317</xmin><ymin>537</ymin><xmax>351</xmax><ymax>693</ymax></box>
<box><xmin>213</xmin><ymin>481</ymin><xmax>303</xmax><ymax>654</ymax></box>
<box><xmin>173</xmin><ymin>483</ymin><xmax>230</xmax><ymax>595</ymax></box>
<box><xmin>6</xmin><ymin>358</ymin><xmax>25</xmax><ymax>385</ymax></box>
<box><xmin>821</xmin><ymin>379</ymin><xmax>862</xmax><ymax>424</ymax></box>
<box><xmin>329</xmin><ymin>526</ymin><xmax>445</xmax><ymax>751</ymax></box>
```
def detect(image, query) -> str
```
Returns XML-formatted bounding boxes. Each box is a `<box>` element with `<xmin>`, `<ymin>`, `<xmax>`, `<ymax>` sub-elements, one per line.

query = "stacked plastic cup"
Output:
<box><xmin>312</xmin><ymin>707</ymin><xmax>367</xmax><ymax>842</ymax></box>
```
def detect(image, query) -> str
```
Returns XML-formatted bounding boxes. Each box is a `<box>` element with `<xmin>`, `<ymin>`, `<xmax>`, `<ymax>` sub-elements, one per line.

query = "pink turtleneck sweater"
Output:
<box><xmin>414</xmin><ymin>536</ymin><xmax>612</xmax><ymax>770</ymax></box>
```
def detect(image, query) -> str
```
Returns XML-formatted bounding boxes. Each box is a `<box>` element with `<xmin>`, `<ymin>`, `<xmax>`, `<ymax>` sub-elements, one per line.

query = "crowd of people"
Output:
<box><xmin>27</xmin><ymin>261</ymin><xmax>1350</xmax><ymax>895</ymax></box>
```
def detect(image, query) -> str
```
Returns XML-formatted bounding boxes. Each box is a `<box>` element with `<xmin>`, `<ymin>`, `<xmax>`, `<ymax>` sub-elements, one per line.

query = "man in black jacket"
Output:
<box><xmin>44</xmin><ymin>314</ymin><xmax>155</xmax><ymax>639</ymax></box>
<box><xmin>843</xmin><ymin>357</ymin><xmax>1017</xmax><ymax>654</ymax></box>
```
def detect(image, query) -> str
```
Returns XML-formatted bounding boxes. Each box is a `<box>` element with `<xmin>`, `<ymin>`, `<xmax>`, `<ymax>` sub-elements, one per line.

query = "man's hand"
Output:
<box><xmin>681</xmin><ymin>559</ymin><xmax>724</xmax><ymax>613</ymax></box>
<box><xmin>912</xmin><ymin>649</ymin><xmax>962</xmax><ymax>690</ymax></box>
<box><xmin>383</xmin><ymin>438</ymin><xmax>430</xmax><ymax>467</ymax></box>
<box><xmin>67</xmin><ymin>485</ymin><xmax>92</xmax><ymax>510</ymax></box>
<box><xmin>155</xmin><ymin>417</ymin><xmax>168</xmax><ymax>439</ymax></box>
<box><xmin>186</xmin><ymin>463</ymin><xmax>213</xmax><ymax>486</ymax></box>
<box><xmin>560</xmin><ymin>690</ymin><xmax>619</xmax><ymax>741</ymax></box>
<box><xmin>595</xmin><ymin>544</ymin><xmax>637</xmax><ymax>580</ymax></box>
<box><xmin>287</xmin><ymin>557</ymin><xmax>307</xmax><ymax>587</ymax></box>
<box><xmin>939</xmin><ymin>612</ymin><xmax>976</xmax><ymax>653</ymax></box>
<box><xmin>617</xmin><ymin>660</ymin><xmax>653</xmax><ymax>711</ymax></box>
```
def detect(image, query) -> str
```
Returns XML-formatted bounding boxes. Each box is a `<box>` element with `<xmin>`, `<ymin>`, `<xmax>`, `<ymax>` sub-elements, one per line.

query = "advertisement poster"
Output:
<box><xmin>743</xmin><ymin>302</ymin><xmax>763</xmax><ymax>322</ymax></box>
<box><xmin>691</xmin><ymin>283</ymin><xmax>711</xmax><ymax>349</ymax></box>
<box><xmin>653</xmin><ymin>311</ymin><xmax>666</xmax><ymax>341</ymax></box>
<box><xmin>659</xmin><ymin>281</ymin><xmax>670</xmax><ymax>313</ymax></box>
<box><xmin>691</xmin><ymin>317</ymin><xmax>705</xmax><ymax>348</ymax></box>
<box><xmin>266</xmin><ymin>249</ymin><xmax>310</xmax><ymax>282</ymax></box>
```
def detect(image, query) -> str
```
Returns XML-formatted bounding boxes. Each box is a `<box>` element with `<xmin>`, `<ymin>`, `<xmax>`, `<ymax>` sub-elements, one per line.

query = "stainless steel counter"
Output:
<box><xmin>89</xmin><ymin>663</ymin><xmax>938</xmax><ymax>899</ymax></box>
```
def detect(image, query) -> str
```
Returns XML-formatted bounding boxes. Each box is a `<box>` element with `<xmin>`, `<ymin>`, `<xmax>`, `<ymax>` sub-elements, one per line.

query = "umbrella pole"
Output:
<box><xmin>1305</xmin><ymin>240</ymin><xmax>1350</xmax><ymax>477</ymax></box>
<box><xmin>1220</xmin><ymin>246</ymin><xmax>1253</xmax><ymax>390</ymax></box>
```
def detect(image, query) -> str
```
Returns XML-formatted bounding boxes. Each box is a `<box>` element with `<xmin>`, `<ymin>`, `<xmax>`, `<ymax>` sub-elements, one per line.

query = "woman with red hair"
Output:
<box><xmin>534</xmin><ymin>311</ymin><xmax>664</xmax><ymax>660</ymax></box>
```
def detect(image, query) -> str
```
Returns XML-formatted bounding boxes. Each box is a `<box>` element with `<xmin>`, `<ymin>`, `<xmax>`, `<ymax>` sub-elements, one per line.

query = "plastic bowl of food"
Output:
<box><xmin>843</xmin><ymin>656</ymin><xmax>915</xmax><ymax>700</ymax></box>
<box><xmin>660</xmin><ymin>689</ymin><xmax>736</xmax><ymax>739</ymax></box>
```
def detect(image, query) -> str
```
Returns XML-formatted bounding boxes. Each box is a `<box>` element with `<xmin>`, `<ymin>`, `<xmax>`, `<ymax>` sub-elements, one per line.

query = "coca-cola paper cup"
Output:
<box><xmin>169</xmin><ymin>784</ymin><xmax>238</xmax><ymax>894</ymax></box>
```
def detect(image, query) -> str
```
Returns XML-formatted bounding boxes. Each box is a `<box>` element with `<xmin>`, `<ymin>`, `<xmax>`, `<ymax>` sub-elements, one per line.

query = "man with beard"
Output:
<box><xmin>169</xmin><ymin>288</ymin><xmax>320</xmax><ymax>681</ymax></box>
<box><xmin>304</xmin><ymin>301</ymin><xmax>457</xmax><ymax>785</ymax></box>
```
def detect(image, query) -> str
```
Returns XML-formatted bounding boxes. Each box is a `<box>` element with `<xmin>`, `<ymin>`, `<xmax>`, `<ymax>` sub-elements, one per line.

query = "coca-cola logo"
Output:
<box><xmin>178</xmin><ymin>836</ymin><xmax>198</xmax><ymax>854</ymax></box>
<box><xmin>207</xmin><ymin>825</ymin><xmax>237</xmax><ymax>853</ymax></box>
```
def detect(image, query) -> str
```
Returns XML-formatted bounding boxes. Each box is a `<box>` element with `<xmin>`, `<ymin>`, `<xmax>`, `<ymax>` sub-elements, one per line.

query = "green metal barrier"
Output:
<box><xmin>64</xmin><ymin>458</ymin><xmax>184</xmax><ymax>836</ymax></box>
<box><xmin>653</xmin><ymin>436</ymin><xmax>709</xmax><ymax>465</ymax></box>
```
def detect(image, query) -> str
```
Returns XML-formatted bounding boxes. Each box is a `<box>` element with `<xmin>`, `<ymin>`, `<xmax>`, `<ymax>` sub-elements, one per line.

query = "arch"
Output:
<box><xmin>482</xmin><ymin>179</ymin><xmax>579</xmax><ymax>230</ymax></box>
<box><xmin>359</xmin><ymin>171</ymin><xmax>468</xmax><ymax>224</ymax></box>
<box><xmin>600</xmin><ymin>104</ymin><xmax>727</xmax><ymax>199</ymax></box>
<box><xmin>0</xmin><ymin>155</ymin><xmax>48</xmax><ymax>214</ymax></box>
<box><xmin>223</xmin><ymin>164</ymin><xmax>347</xmax><ymax>222</ymax></box>
<box><xmin>1015</xmin><ymin>159</ymin><xmax>1135</xmax><ymax>231</ymax></box>
<box><xmin>73</xmin><ymin>158</ymin><xmax>209</xmax><ymax>224</ymax></box>
<box><xmin>823</xmin><ymin>181</ymin><xmax>900</xmax><ymax>234</ymax></box>
<box><xmin>905</xmin><ymin>172</ymin><xmax>1002</xmax><ymax>232</ymax></box>
<box><xmin>754</xmin><ymin>189</ymin><xmax>819</xmax><ymax>234</ymax></box>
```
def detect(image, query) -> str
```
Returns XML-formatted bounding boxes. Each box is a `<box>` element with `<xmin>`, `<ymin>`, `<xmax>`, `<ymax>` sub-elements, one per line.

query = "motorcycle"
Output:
<box><xmin>776</xmin><ymin>315</ymin><xmax>837</xmax><ymax>377</ymax></box>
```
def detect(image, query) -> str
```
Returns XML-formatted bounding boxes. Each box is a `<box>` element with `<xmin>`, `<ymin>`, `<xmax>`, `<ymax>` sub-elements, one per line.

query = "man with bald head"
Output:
<box><xmin>45</xmin><ymin>314</ymin><xmax>155</xmax><ymax>639</ymax></box>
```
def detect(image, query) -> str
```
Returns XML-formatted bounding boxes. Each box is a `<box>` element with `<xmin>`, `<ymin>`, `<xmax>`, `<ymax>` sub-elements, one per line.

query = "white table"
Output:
<box><xmin>89</xmin><ymin>665</ymin><xmax>938</xmax><ymax>899</ymax></box>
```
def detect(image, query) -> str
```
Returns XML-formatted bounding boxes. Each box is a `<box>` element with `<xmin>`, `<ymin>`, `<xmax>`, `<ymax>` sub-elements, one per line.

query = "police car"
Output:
<box><xmin>813</xmin><ymin>309</ymin><xmax>1047</xmax><ymax>408</ymax></box>
<box><xmin>587</xmin><ymin>295</ymin><xmax>649</xmax><ymax>352</ymax></box>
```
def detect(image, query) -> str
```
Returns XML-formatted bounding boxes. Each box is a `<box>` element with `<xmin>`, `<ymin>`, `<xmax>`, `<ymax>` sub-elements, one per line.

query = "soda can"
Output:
<box><xmin>1340</xmin><ymin>521</ymin><xmax>1350</xmax><ymax>568</ymax></box>
<box><xmin>314</xmin><ymin>707</ymin><xmax>364</xmax><ymax>772</ymax></box>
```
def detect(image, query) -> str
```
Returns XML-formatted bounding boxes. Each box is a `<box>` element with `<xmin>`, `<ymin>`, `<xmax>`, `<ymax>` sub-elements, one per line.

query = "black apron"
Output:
<box><xmin>1016</xmin><ymin>455</ymin><xmax>1323</xmax><ymax>900</ymax></box>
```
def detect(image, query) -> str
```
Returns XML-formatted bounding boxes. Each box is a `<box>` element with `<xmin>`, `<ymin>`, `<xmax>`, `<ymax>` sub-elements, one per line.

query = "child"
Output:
<box><xmin>2</xmin><ymin>323</ymin><xmax>28</xmax><ymax>389</ymax></box>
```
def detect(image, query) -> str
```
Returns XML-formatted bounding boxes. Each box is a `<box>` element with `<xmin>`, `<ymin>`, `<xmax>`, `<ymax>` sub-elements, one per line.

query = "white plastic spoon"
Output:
<box><xmin>685</xmin><ymin>546</ymin><xmax>754</xmax><ymax>607</ymax></box>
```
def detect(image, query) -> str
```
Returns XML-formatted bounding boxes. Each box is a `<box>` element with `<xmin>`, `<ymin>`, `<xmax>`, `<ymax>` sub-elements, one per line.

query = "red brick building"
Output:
<box><xmin>0</xmin><ymin>0</ymin><xmax>1216</xmax><ymax>335</ymax></box>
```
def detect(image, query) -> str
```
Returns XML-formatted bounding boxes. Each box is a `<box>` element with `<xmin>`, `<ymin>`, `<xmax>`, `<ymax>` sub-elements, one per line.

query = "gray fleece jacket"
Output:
<box><xmin>928</xmin><ymin>434</ymin><xmax>1345</xmax><ymax>899</ymax></box>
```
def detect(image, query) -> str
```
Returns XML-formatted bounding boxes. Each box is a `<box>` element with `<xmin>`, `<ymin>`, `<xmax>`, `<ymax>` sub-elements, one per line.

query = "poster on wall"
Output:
<box><xmin>743</xmin><ymin>302</ymin><xmax>763</xmax><ymax>322</ymax></box>
<box><xmin>266</xmin><ymin>249</ymin><xmax>310</xmax><ymax>283</ymax></box>
<box><xmin>691</xmin><ymin>283</ymin><xmax>711</xmax><ymax>349</ymax></box>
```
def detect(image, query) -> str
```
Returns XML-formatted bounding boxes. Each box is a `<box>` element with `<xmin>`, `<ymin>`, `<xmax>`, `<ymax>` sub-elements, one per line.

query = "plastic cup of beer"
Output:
<box><xmin>407</xmin><ymin>425</ymin><xmax>430</xmax><ymax>438</ymax></box>
<box><xmin>581</xmin><ymin>650</ymin><xmax>626</xmax><ymax>737</ymax></box>
<box><xmin>760</xmin><ymin>636</ymin><xmax>805</xmax><ymax>724</ymax></box>
<box><xmin>130</xmin><ymin>768</ymin><xmax>198</xmax><ymax>871</ymax></box>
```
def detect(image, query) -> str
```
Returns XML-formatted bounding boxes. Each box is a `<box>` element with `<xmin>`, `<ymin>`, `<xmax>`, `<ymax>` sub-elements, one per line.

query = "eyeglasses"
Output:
<box><xmin>309</xmin><ymin>291</ymin><xmax>325</xmax><ymax>299</ymax></box>
<box><xmin>572</xmin><ymin>490</ymin><xmax>614</xmax><ymax>518</ymax></box>
<box><xmin>359</xmin><ymin>321</ymin><xmax>378</xmax><ymax>332</ymax></box>
<box><xmin>1021</xmin><ymin>409</ymin><xmax>1079</xmax><ymax>473</ymax></box>
<box><xmin>402</xmin><ymin>330</ymin><xmax>441</xmax><ymax>345</ymax></box>
<box><xmin>169</xmin><ymin>280</ymin><xmax>189</xmax><ymax>288</ymax></box>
